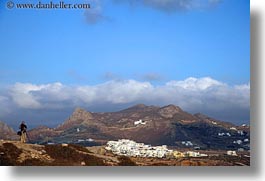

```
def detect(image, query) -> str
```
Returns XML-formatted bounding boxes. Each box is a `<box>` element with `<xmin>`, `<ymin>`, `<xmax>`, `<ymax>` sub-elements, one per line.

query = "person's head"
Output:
<box><xmin>22</xmin><ymin>121</ymin><xmax>25</xmax><ymax>124</ymax></box>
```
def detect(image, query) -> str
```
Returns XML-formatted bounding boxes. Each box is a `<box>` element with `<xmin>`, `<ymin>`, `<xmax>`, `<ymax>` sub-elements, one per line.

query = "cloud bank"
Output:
<box><xmin>0</xmin><ymin>77</ymin><xmax>249</xmax><ymax>125</ymax></box>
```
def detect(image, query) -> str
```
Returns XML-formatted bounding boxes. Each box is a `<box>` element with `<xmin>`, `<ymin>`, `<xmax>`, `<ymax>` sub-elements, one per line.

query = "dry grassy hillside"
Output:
<box><xmin>0</xmin><ymin>140</ymin><xmax>250</xmax><ymax>166</ymax></box>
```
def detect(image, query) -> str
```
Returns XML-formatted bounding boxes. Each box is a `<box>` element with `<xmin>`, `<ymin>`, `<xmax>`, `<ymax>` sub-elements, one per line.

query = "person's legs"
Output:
<box><xmin>20</xmin><ymin>133</ymin><xmax>23</xmax><ymax>143</ymax></box>
<box><xmin>23</xmin><ymin>132</ymin><xmax>26</xmax><ymax>143</ymax></box>
<box><xmin>21</xmin><ymin>132</ymin><xmax>26</xmax><ymax>143</ymax></box>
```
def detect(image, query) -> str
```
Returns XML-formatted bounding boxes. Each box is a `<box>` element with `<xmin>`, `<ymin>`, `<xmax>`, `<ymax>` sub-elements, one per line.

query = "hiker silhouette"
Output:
<box><xmin>19</xmin><ymin>121</ymin><xmax>27</xmax><ymax>143</ymax></box>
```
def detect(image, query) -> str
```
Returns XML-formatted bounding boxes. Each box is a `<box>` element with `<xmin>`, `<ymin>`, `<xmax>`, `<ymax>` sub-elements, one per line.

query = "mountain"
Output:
<box><xmin>27</xmin><ymin>126</ymin><xmax>60</xmax><ymax>143</ymax></box>
<box><xmin>27</xmin><ymin>104</ymin><xmax>250</xmax><ymax>150</ymax></box>
<box><xmin>56</xmin><ymin>107</ymin><xmax>94</xmax><ymax>131</ymax></box>
<box><xmin>0</xmin><ymin>121</ymin><xmax>17</xmax><ymax>140</ymax></box>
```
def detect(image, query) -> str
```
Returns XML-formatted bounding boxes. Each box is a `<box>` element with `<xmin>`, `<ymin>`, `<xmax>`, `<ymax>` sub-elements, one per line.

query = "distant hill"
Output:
<box><xmin>0</xmin><ymin>121</ymin><xmax>17</xmax><ymax>140</ymax></box>
<box><xmin>24</xmin><ymin>104</ymin><xmax>250</xmax><ymax>150</ymax></box>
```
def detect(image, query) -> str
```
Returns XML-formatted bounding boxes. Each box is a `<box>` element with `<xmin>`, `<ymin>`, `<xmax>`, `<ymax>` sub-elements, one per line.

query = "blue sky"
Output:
<box><xmin>0</xmin><ymin>0</ymin><xmax>250</xmax><ymax>127</ymax></box>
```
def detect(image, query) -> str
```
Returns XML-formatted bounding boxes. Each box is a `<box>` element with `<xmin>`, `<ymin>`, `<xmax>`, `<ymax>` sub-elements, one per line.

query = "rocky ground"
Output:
<box><xmin>0</xmin><ymin>140</ymin><xmax>250</xmax><ymax>166</ymax></box>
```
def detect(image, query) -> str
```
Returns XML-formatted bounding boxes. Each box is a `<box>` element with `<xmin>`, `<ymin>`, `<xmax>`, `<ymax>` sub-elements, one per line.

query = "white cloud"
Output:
<box><xmin>10</xmin><ymin>83</ymin><xmax>43</xmax><ymax>109</ymax></box>
<box><xmin>166</xmin><ymin>77</ymin><xmax>225</xmax><ymax>90</ymax></box>
<box><xmin>98</xmin><ymin>80</ymin><xmax>153</xmax><ymax>104</ymax></box>
<box><xmin>5</xmin><ymin>77</ymin><xmax>249</xmax><ymax>114</ymax></box>
<box><xmin>0</xmin><ymin>77</ymin><xmax>250</xmax><ymax>124</ymax></box>
<box><xmin>0</xmin><ymin>95</ymin><xmax>12</xmax><ymax>115</ymax></box>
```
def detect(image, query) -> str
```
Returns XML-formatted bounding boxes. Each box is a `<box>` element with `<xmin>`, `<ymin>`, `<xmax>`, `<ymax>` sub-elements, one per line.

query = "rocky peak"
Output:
<box><xmin>56</xmin><ymin>108</ymin><xmax>93</xmax><ymax>130</ymax></box>
<box><xmin>70</xmin><ymin>107</ymin><xmax>93</xmax><ymax>122</ymax></box>
<box><xmin>0</xmin><ymin>121</ymin><xmax>16</xmax><ymax>139</ymax></box>
<box><xmin>158</xmin><ymin>104</ymin><xmax>183</xmax><ymax>118</ymax></box>
<box><xmin>128</xmin><ymin>104</ymin><xmax>147</xmax><ymax>110</ymax></box>
<box><xmin>0</xmin><ymin>121</ymin><xmax>14</xmax><ymax>133</ymax></box>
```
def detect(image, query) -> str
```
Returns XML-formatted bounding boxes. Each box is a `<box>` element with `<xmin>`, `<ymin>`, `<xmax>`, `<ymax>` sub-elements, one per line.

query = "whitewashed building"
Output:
<box><xmin>185</xmin><ymin>151</ymin><xmax>208</xmax><ymax>157</ymax></box>
<box><xmin>105</xmin><ymin>139</ymin><xmax>173</xmax><ymax>158</ymax></box>
<box><xmin>230</xmin><ymin>127</ymin><xmax>237</xmax><ymax>131</ymax></box>
<box><xmin>212</xmin><ymin>121</ymin><xmax>217</xmax><ymax>125</ymax></box>
<box><xmin>181</xmin><ymin>141</ymin><xmax>193</xmax><ymax>146</ymax></box>
<box><xmin>134</xmin><ymin>119</ymin><xmax>146</xmax><ymax>125</ymax></box>
<box><xmin>233</xmin><ymin>140</ymin><xmax>243</xmax><ymax>145</ymax></box>
<box><xmin>227</xmin><ymin>150</ymin><xmax>237</xmax><ymax>156</ymax></box>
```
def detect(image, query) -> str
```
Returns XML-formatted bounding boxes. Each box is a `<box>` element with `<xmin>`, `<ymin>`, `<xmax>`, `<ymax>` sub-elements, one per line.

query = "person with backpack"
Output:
<box><xmin>19</xmin><ymin>121</ymin><xmax>27</xmax><ymax>143</ymax></box>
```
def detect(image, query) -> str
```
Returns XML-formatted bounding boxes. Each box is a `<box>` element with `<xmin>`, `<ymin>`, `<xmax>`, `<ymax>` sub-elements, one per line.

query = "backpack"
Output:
<box><xmin>17</xmin><ymin>131</ymin><xmax>22</xmax><ymax>136</ymax></box>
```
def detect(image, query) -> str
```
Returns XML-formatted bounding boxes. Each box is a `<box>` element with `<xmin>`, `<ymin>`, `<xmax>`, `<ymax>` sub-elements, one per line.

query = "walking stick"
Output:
<box><xmin>25</xmin><ymin>131</ymin><xmax>31</xmax><ymax>143</ymax></box>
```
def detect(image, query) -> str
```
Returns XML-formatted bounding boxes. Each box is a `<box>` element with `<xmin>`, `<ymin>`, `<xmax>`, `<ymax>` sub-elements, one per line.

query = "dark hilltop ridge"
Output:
<box><xmin>0</xmin><ymin>104</ymin><xmax>250</xmax><ymax>151</ymax></box>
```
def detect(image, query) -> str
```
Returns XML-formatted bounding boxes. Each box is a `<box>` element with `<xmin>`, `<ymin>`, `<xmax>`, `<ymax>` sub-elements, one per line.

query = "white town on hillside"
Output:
<box><xmin>105</xmin><ymin>139</ymin><xmax>209</xmax><ymax>159</ymax></box>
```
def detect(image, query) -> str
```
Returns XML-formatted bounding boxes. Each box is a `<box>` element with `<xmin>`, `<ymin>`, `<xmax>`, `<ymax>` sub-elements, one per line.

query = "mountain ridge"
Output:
<box><xmin>0</xmin><ymin>104</ymin><xmax>250</xmax><ymax>151</ymax></box>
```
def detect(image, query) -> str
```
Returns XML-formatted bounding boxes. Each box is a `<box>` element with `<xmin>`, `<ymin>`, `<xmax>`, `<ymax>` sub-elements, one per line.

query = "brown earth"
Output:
<box><xmin>0</xmin><ymin>141</ymin><xmax>250</xmax><ymax>166</ymax></box>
